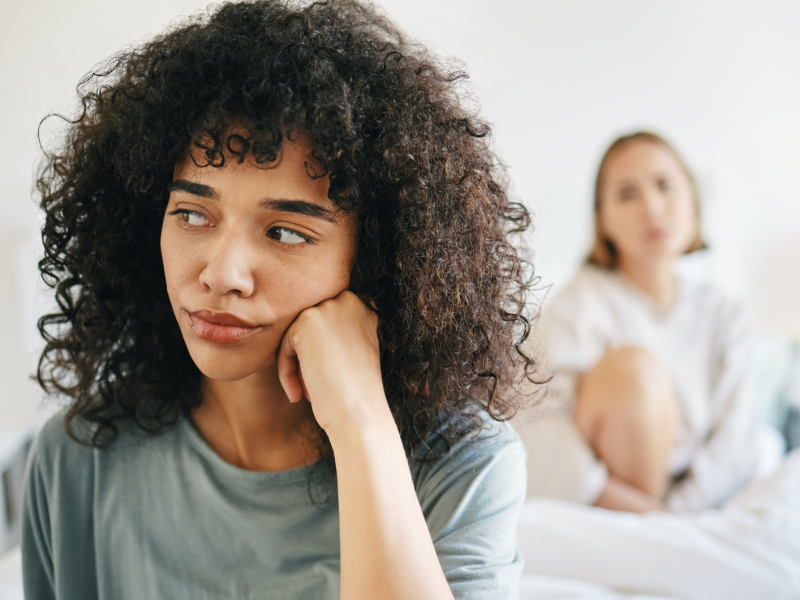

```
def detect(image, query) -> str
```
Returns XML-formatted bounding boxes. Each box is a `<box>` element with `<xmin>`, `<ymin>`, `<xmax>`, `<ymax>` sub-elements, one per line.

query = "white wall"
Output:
<box><xmin>0</xmin><ymin>0</ymin><xmax>211</xmax><ymax>432</ymax></box>
<box><xmin>380</xmin><ymin>0</ymin><xmax>800</xmax><ymax>333</ymax></box>
<box><xmin>2</xmin><ymin>0</ymin><xmax>799</xmax><ymax>431</ymax></box>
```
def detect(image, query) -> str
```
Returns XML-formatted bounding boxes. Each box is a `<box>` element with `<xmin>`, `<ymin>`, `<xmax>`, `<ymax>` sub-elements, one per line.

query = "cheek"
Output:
<box><xmin>601</xmin><ymin>205</ymin><xmax>633</xmax><ymax>243</ymax></box>
<box><xmin>270</xmin><ymin>228</ymin><xmax>356</xmax><ymax>312</ymax></box>
<box><xmin>672</xmin><ymin>195</ymin><xmax>698</xmax><ymax>241</ymax></box>
<box><xmin>263</xmin><ymin>255</ymin><xmax>351</xmax><ymax>316</ymax></box>
<box><xmin>160</xmin><ymin>227</ymin><xmax>199</xmax><ymax>304</ymax></box>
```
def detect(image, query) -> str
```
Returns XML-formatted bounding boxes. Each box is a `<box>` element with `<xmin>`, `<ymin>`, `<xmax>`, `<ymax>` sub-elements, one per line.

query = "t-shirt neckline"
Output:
<box><xmin>609</xmin><ymin>268</ymin><xmax>685</xmax><ymax>321</ymax></box>
<box><xmin>178</xmin><ymin>417</ymin><xmax>320</xmax><ymax>486</ymax></box>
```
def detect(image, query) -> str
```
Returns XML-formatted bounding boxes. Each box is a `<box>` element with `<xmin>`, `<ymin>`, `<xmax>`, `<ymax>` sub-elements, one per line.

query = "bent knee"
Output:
<box><xmin>578</xmin><ymin>346</ymin><xmax>675</xmax><ymax>413</ymax></box>
<box><xmin>600</xmin><ymin>346</ymin><xmax>664</xmax><ymax>373</ymax></box>
<box><xmin>593</xmin><ymin>347</ymin><xmax>670</xmax><ymax>392</ymax></box>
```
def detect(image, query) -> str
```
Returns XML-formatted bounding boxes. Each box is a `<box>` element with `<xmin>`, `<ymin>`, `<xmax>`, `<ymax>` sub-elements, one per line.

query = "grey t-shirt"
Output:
<box><xmin>22</xmin><ymin>411</ymin><xmax>526</xmax><ymax>600</ymax></box>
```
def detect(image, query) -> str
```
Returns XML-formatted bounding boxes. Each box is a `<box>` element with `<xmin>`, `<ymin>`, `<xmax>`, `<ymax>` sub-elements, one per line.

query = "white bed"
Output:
<box><xmin>517</xmin><ymin>448</ymin><xmax>800</xmax><ymax>600</ymax></box>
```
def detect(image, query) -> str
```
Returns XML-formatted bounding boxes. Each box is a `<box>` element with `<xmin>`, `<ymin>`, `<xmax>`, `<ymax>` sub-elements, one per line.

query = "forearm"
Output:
<box><xmin>594</xmin><ymin>475</ymin><xmax>669</xmax><ymax>513</ymax></box>
<box><xmin>330</xmin><ymin>410</ymin><xmax>454</xmax><ymax>600</ymax></box>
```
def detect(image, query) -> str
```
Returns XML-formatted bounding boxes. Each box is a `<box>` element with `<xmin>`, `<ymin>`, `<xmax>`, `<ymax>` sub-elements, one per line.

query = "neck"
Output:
<box><xmin>192</xmin><ymin>364</ymin><xmax>317</xmax><ymax>472</ymax></box>
<box><xmin>617</xmin><ymin>255</ymin><xmax>676</xmax><ymax>310</ymax></box>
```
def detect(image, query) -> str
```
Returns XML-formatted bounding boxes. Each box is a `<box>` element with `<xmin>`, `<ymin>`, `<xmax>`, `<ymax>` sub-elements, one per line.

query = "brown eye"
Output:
<box><xmin>618</xmin><ymin>187</ymin><xmax>638</xmax><ymax>202</ymax></box>
<box><xmin>182</xmin><ymin>211</ymin><xmax>207</xmax><ymax>226</ymax></box>
<box><xmin>657</xmin><ymin>178</ymin><xmax>673</xmax><ymax>193</ymax></box>
<box><xmin>169</xmin><ymin>209</ymin><xmax>209</xmax><ymax>226</ymax></box>
<box><xmin>267</xmin><ymin>227</ymin><xmax>310</xmax><ymax>245</ymax></box>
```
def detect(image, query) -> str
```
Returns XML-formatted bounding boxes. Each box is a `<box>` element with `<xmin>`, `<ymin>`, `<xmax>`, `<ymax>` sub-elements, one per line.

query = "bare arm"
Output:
<box><xmin>594</xmin><ymin>475</ymin><xmax>668</xmax><ymax>513</ymax></box>
<box><xmin>332</xmin><ymin>412</ymin><xmax>454</xmax><ymax>600</ymax></box>
<box><xmin>278</xmin><ymin>291</ymin><xmax>453</xmax><ymax>600</ymax></box>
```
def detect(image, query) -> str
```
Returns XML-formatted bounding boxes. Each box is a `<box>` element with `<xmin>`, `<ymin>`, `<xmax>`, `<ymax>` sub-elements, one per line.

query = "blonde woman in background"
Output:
<box><xmin>521</xmin><ymin>132</ymin><xmax>783</xmax><ymax>513</ymax></box>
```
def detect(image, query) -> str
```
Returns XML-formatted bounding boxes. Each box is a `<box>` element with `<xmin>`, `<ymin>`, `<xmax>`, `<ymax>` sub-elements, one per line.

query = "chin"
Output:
<box><xmin>642</xmin><ymin>239</ymin><xmax>676</xmax><ymax>258</ymax></box>
<box><xmin>186</xmin><ymin>342</ymin><xmax>276</xmax><ymax>382</ymax></box>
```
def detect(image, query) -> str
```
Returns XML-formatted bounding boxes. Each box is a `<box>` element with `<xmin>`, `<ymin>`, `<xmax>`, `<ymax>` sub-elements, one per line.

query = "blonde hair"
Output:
<box><xmin>587</xmin><ymin>131</ymin><xmax>707</xmax><ymax>269</ymax></box>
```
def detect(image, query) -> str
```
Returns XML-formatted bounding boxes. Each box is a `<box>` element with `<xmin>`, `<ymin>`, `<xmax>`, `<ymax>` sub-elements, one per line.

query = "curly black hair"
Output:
<box><xmin>37</xmin><ymin>0</ymin><xmax>538</xmax><ymax>461</ymax></box>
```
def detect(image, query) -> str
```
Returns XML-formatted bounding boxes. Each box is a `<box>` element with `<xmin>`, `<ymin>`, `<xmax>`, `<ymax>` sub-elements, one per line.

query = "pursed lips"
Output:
<box><xmin>187</xmin><ymin>309</ymin><xmax>263</xmax><ymax>344</ymax></box>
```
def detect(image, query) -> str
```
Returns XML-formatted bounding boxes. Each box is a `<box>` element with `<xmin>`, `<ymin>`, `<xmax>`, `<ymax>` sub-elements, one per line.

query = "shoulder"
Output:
<box><xmin>679</xmin><ymin>277</ymin><xmax>749</xmax><ymax>332</ymax></box>
<box><xmin>543</xmin><ymin>266</ymin><xmax>621</xmax><ymax>321</ymax></box>
<box><xmin>550</xmin><ymin>265</ymin><xmax>612</xmax><ymax>304</ymax></box>
<box><xmin>410</xmin><ymin>413</ymin><xmax>526</xmax><ymax>592</ymax></box>
<box><xmin>27</xmin><ymin>411</ymin><xmax>162</xmax><ymax>490</ymax></box>
<box><xmin>23</xmin><ymin>411</ymin><xmax>99</xmax><ymax>556</ymax></box>
<box><xmin>412</xmin><ymin>412</ymin><xmax>524</xmax><ymax>471</ymax></box>
<box><xmin>29</xmin><ymin>411</ymin><xmax>93</xmax><ymax>472</ymax></box>
<box><xmin>24</xmin><ymin>412</ymin><xmax>101</xmax><ymax>511</ymax></box>
<box><xmin>538</xmin><ymin>266</ymin><xmax>621</xmax><ymax>349</ymax></box>
<box><xmin>449</xmin><ymin>415</ymin><xmax>524</xmax><ymax>462</ymax></box>
<box><xmin>410</xmin><ymin>413</ymin><xmax>526</xmax><ymax>529</ymax></box>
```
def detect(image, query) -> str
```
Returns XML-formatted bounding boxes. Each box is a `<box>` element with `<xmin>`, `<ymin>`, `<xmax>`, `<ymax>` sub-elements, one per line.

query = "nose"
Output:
<box><xmin>642</xmin><ymin>188</ymin><xmax>668</xmax><ymax>220</ymax></box>
<box><xmin>198</xmin><ymin>230</ymin><xmax>256</xmax><ymax>297</ymax></box>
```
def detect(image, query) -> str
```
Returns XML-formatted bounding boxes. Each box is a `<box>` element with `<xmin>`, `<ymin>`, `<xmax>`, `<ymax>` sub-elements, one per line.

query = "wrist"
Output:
<box><xmin>327</xmin><ymin>399</ymin><xmax>400</xmax><ymax>454</ymax></box>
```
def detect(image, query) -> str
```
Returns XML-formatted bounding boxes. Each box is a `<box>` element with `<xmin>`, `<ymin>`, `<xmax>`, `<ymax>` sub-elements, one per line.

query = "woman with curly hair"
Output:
<box><xmin>22</xmin><ymin>1</ymin><xmax>536</xmax><ymax>599</ymax></box>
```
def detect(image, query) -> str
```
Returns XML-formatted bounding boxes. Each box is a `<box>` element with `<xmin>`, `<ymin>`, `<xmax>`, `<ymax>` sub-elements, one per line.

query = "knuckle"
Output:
<box><xmin>294</xmin><ymin>309</ymin><xmax>317</xmax><ymax>333</ymax></box>
<box><xmin>300</xmin><ymin>306</ymin><xmax>320</xmax><ymax>323</ymax></box>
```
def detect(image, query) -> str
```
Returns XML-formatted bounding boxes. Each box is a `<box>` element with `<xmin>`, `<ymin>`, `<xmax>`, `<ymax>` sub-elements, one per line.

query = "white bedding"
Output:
<box><xmin>518</xmin><ymin>448</ymin><xmax>800</xmax><ymax>600</ymax></box>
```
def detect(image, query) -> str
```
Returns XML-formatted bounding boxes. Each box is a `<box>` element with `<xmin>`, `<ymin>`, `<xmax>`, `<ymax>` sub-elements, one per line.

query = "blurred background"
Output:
<box><xmin>1</xmin><ymin>0</ymin><xmax>799</xmax><ymax>433</ymax></box>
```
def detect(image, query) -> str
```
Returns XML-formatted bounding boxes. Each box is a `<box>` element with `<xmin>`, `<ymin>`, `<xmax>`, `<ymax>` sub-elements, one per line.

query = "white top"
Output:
<box><xmin>532</xmin><ymin>265</ymin><xmax>765</xmax><ymax>511</ymax></box>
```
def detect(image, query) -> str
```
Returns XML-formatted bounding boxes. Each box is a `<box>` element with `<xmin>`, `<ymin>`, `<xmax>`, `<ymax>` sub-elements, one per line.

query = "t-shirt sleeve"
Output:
<box><xmin>517</xmin><ymin>270</ymin><xmax>611</xmax><ymax>504</ymax></box>
<box><xmin>21</xmin><ymin>423</ymin><xmax>57</xmax><ymax>600</ymax></box>
<box><xmin>411</xmin><ymin>421</ymin><xmax>526</xmax><ymax>600</ymax></box>
<box><xmin>537</xmin><ymin>271</ymin><xmax>612</xmax><ymax>415</ymax></box>
<box><xmin>20</xmin><ymin>414</ymin><xmax>98</xmax><ymax>600</ymax></box>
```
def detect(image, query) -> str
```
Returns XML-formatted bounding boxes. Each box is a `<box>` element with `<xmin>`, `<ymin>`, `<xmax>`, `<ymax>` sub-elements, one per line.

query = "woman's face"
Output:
<box><xmin>161</xmin><ymin>135</ymin><xmax>358</xmax><ymax>382</ymax></box>
<box><xmin>598</xmin><ymin>141</ymin><xmax>697</xmax><ymax>266</ymax></box>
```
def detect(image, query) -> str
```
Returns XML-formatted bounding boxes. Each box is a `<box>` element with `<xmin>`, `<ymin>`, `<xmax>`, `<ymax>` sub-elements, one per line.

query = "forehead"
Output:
<box><xmin>604</xmin><ymin>141</ymin><xmax>685</xmax><ymax>183</ymax></box>
<box><xmin>173</xmin><ymin>133</ymin><xmax>334</xmax><ymax>209</ymax></box>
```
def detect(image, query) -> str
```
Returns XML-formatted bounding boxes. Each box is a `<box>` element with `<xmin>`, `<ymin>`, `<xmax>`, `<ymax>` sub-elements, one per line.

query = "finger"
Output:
<box><xmin>277</xmin><ymin>326</ymin><xmax>304</xmax><ymax>403</ymax></box>
<box><xmin>339</xmin><ymin>290</ymin><xmax>379</xmax><ymax>328</ymax></box>
<box><xmin>296</xmin><ymin>364</ymin><xmax>309</xmax><ymax>400</ymax></box>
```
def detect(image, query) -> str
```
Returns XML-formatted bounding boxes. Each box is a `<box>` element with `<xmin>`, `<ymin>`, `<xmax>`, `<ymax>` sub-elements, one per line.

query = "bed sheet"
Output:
<box><xmin>520</xmin><ymin>574</ymin><xmax>681</xmax><ymax>599</ymax></box>
<box><xmin>517</xmin><ymin>448</ymin><xmax>800</xmax><ymax>600</ymax></box>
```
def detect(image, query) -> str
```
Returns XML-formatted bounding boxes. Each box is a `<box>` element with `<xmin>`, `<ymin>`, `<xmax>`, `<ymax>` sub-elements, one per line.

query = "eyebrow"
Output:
<box><xmin>169</xmin><ymin>179</ymin><xmax>336</xmax><ymax>223</ymax></box>
<box><xmin>168</xmin><ymin>179</ymin><xmax>220</xmax><ymax>199</ymax></box>
<box><xmin>613</xmin><ymin>180</ymin><xmax>638</xmax><ymax>188</ymax></box>
<box><xmin>260</xmin><ymin>199</ymin><xmax>337</xmax><ymax>223</ymax></box>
